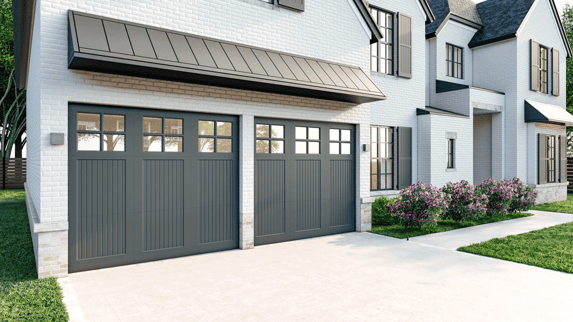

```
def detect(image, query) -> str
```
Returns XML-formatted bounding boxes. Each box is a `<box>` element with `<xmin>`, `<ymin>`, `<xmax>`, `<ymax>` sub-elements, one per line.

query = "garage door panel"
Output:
<box><xmin>76</xmin><ymin>159</ymin><xmax>127</xmax><ymax>260</ymax></box>
<box><xmin>255</xmin><ymin>118</ymin><xmax>355</xmax><ymax>246</ymax></box>
<box><xmin>296</xmin><ymin>160</ymin><xmax>321</xmax><ymax>232</ymax></box>
<box><xmin>69</xmin><ymin>104</ymin><xmax>239</xmax><ymax>272</ymax></box>
<box><xmin>199</xmin><ymin>159</ymin><xmax>237</xmax><ymax>244</ymax></box>
<box><xmin>255</xmin><ymin>160</ymin><xmax>286</xmax><ymax>237</ymax></box>
<box><xmin>143</xmin><ymin>159</ymin><xmax>184</xmax><ymax>251</ymax></box>
<box><xmin>330</xmin><ymin>160</ymin><xmax>355</xmax><ymax>228</ymax></box>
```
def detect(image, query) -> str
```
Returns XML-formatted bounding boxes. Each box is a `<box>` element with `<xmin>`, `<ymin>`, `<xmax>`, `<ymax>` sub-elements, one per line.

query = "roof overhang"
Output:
<box><xmin>352</xmin><ymin>0</ymin><xmax>384</xmax><ymax>44</ymax></box>
<box><xmin>67</xmin><ymin>11</ymin><xmax>386</xmax><ymax>104</ymax></box>
<box><xmin>525</xmin><ymin>100</ymin><xmax>573</xmax><ymax>126</ymax></box>
<box><xmin>546</xmin><ymin>0</ymin><xmax>572</xmax><ymax>58</ymax></box>
<box><xmin>418</xmin><ymin>0</ymin><xmax>436</xmax><ymax>23</ymax></box>
<box><xmin>426</xmin><ymin>13</ymin><xmax>482</xmax><ymax>39</ymax></box>
<box><xmin>417</xmin><ymin>106</ymin><xmax>469</xmax><ymax>118</ymax></box>
<box><xmin>12</xmin><ymin>0</ymin><xmax>37</xmax><ymax>89</ymax></box>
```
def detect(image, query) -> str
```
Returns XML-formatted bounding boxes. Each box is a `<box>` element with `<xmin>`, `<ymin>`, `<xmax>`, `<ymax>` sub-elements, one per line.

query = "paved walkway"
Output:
<box><xmin>62</xmin><ymin>215</ymin><xmax>573</xmax><ymax>322</ymax></box>
<box><xmin>409</xmin><ymin>210</ymin><xmax>573</xmax><ymax>250</ymax></box>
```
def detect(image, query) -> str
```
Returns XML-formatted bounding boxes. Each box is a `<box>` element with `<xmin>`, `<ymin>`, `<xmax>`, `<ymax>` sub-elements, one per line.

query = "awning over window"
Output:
<box><xmin>524</xmin><ymin>100</ymin><xmax>573</xmax><ymax>126</ymax></box>
<box><xmin>67</xmin><ymin>11</ymin><xmax>386</xmax><ymax>104</ymax></box>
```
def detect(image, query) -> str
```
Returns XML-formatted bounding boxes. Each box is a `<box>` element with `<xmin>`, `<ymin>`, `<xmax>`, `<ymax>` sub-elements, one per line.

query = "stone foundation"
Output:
<box><xmin>25</xmin><ymin>183</ymin><xmax>69</xmax><ymax>279</ymax></box>
<box><xmin>534</xmin><ymin>182</ymin><xmax>568</xmax><ymax>205</ymax></box>
<box><xmin>359</xmin><ymin>199</ymin><xmax>373</xmax><ymax>232</ymax></box>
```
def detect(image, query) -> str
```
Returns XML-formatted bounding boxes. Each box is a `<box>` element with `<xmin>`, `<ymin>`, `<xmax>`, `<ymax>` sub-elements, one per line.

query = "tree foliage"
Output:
<box><xmin>563</xmin><ymin>4</ymin><xmax>573</xmax><ymax>114</ymax></box>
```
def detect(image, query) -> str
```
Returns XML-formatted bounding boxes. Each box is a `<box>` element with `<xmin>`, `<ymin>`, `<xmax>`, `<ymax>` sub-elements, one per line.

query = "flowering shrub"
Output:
<box><xmin>441</xmin><ymin>180</ymin><xmax>488</xmax><ymax>222</ymax></box>
<box><xmin>477</xmin><ymin>178</ymin><xmax>515</xmax><ymax>216</ymax></box>
<box><xmin>372</xmin><ymin>196</ymin><xmax>398</xmax><ymax>225</ymax></box>
<box><xmin>477</xmin><ymin>178</ymin><xmax>538</xmax><ymax>216</ymax></box>
<box><xmin>507</xmin><ymin>178</ymin><xmax>538</xmax><ymax>212</ymax></box>
<box><xmin>388</xmin><ymin>182</ymin><xmax>448</xmax><ymax>229</ymax></box>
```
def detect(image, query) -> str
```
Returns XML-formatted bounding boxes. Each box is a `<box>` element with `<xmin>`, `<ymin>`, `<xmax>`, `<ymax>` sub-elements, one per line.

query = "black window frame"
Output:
<box><xmin>540</xmin><ymin>45</ymin><xmax>549</xmax><ymax>94</ymax></box>
<box><xmin>295</xmin><ymin>126</ymin><xmax>321</xmax><ymax>155</ymax></box>
<box><xmin>547</xmin><ymin>134</ymin><xmax>556</xmax><ymax>183</ymax></box>
<box><xmin>370</xmin><ymin>126</ymin><xmax>394</xmax><ymax>191</ymax></box>
<box><xmin>143</xmin><ymin>116</ymin><xmax>185</xmax><ymax>153</ymax></box>
<box><xmin>197</xmin><ymin>120</ymin><xmax>233</xmax><ymax>153</ymax></box>
<box><xmin>447</xmin><ymin>139</ymin><xmax>455</xmax><ymax>169</ymax></box>
<box><xmin>255</xmin><ymin>123</ymin><xmax>285</xmax><ymax>154</ymax></box>
<box><xmin>370</xmin><ymin>6</ymin><xmax>394</xmax><ymax>75</ymax></box>
<box><xmin>446</xmin><ymin>43</ymin><xmax>463</xmax><ymax>79</ymax></box>
<box><xmin>77</xmin><ymin>112</ymin><xmax>126</xmax><ymax>152</ymax></box>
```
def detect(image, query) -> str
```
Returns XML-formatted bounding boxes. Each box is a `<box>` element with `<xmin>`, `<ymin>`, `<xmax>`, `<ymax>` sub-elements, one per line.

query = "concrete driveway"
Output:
<box><xmin>62</xmin><ymin>231</ymin><xmax>573</xmax><ymax>322</ymax></box>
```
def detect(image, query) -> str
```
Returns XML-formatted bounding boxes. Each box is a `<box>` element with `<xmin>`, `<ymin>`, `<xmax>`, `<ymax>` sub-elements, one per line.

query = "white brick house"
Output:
<box><xmin>11</xmin><ymin>0</ymin><xmax>571</xmax><ymax>279</ymax></box>
<box><xmin>422</xmin><ymin>0</ymin><xmax>573</xmax><ymax>201</ymax></box>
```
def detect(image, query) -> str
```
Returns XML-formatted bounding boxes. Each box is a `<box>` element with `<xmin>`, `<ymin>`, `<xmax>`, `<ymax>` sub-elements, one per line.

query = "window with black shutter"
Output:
<box><xmin>370</xmin><ymin>126</ymin><xmax>394</xmax><ymax>190</ymax></box>
<box><xmin>370</xmin><ymin>7</ymin><xmax>394</xmax><ymax>74</ymax></box>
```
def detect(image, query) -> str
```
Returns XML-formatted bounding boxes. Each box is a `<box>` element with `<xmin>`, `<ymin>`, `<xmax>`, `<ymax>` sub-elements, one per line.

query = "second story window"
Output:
<box><xmin>446</xmin><ymin>44</ymin><xmax>463</xmax><ymax>79</ymax></box>
<box><xmin>540</xmin><ymin>46</ymin><xmax>549</xmax><ymax>94</ymax></box>
<box><xmin>370</xmin><ymin>7</ymin><xmax>393</xmax><ymax>74</ymax></box>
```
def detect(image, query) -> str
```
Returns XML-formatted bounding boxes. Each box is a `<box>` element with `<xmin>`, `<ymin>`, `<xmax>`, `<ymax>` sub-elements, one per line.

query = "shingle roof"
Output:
<box><xmin>468</xmin><ymin>0</ymin><xmax>535</xmax><ymax>47</ymax></box>
<box><xmin>426</xmin><ymin>0</ymin><xmax>482</xmax><ymax>35</ymax></box>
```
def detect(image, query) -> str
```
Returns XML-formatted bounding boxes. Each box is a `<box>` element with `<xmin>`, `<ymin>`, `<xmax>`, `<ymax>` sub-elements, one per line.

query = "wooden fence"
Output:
<box><xmin>568</xmin><ymin>158</ymin><xmax>573</xmax><ymax>194</ymax></box>
<box><xmin>1</xmin><ymin>158</ymin><xmax>26</xmax><ymax>190</ymax></box>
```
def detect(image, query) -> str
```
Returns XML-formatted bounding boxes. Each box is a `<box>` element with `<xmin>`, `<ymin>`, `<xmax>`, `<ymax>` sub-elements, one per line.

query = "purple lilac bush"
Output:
<box><xmin>507</xmin><ymin>178</ymin><xmax>538</xmax><ymax>212</ymax></box>
<box><xmin>476</xmin><ymin>178</ymin><xmax>514</xmax><ymax>216</ymax></box>
<box><xmin>388</xmin><ymin>182</ymin><xmax>448</xmax><ymax>229</ymax></box>
<box><xmin>441</xmin><ymin>180</ymin><xmax>488</xmax><ymax>222</ymax></box>
<box><xmin>477</xmin><ymin>178</ymin><xmax>538</xmax><ymax>216</ymax></box>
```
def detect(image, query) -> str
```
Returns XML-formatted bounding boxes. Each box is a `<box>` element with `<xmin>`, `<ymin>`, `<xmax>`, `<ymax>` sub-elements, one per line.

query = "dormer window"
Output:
<box><xmin>446</xmin><ymin>44</ymin><xmax>463</xmax><ymax>79</ymax></box>
<box><xmin>370</xmin><ymin>7</ymin><xmax>394</xmax><ymax>75</ymax></box>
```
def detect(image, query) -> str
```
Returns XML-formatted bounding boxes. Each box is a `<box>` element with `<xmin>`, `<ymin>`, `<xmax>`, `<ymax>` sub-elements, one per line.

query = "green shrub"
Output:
<box><xmin>372</xmin><ymin>196</ymin><xmax>398</xmax><ymax>226</ymax></box>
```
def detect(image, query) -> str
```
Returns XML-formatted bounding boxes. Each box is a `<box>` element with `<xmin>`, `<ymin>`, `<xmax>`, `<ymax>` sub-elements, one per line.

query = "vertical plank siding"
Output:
<box><xmin>199</xmin><ymin>160</ymin><xmax>236</xmax><ymax>244</ymax></box>
<box><xmin>77</xmin><ymin>159</ymin><xmax>126</xmax><ymax>260</ymax></box>
<box><xmin>0</xmin><ymin>158</ymin><xmax>26</xmax><ymax>189</ymax></box>
<box><xmin>330</xmin><ymin>160</ymin><xmax>355</xmax><ymax>227</ymax></box>
<box><xmin>143</xmin><ymin>160</ymin><xmax>184</xmax><ymax>251</ymax></box>
<box><xmin>296</xmin><ymin>160</ymin><xmax>321</xmax><ymax>232</ymax></box>
<box><xmin>255</xmin><ymin>160</ymin><xmax>286</xmax><ymax>237</ymax></box>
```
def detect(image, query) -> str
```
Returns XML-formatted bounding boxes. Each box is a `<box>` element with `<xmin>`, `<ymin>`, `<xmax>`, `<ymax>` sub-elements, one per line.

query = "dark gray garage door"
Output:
<box><xmin>68</xmin><ymin>104</ymin><xmax>238</xmax><ymax>272</ymax></box>
<box><xmin>254</xmin><ymin>118</ymin><xmax>355</xmax><ymax>245</ymax></box>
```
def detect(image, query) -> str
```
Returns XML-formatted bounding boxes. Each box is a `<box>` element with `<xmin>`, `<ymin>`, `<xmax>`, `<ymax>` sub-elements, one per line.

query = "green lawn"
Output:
<box><xmin>532</xmin><ymin>193</ymin><xmax>573</xmax><ymax>214</ymax></box>
<box><xmin>0</xmin><ymin>190</ymin><xmax>68</xmax><ymax>321</ymax></box>
<box><xmin>459</xmin><ymin>222</ymin><xmax>573</xmax><ymax>274</ymax></box>
<box><xmin>369</xmin><ymin>212</ymin><xmax>533</xmax><ymax>239</ymax></box>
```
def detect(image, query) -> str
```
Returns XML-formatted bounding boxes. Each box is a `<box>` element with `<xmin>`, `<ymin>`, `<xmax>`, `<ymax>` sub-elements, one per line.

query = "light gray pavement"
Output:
<box><xmin>63</xmin><ymin>226</ymin><xmax>573</xmax><ymax>322</ymax></box>
<box><xmin>410</xmin><ymin>210</ymin><xmax>573</xmax><ymax>250</ymax></box>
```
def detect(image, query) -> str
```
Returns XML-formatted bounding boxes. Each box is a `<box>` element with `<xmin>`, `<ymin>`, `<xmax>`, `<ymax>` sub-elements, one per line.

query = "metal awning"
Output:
<box><xmin>67</xmin><ymin>11</ymin><xmax>386</xmax><ymax>104</ymax></box>
<box><xmin>524</xmin><ymin>100</ymin><xmax>573</xmax><ymax>126</ymax></box>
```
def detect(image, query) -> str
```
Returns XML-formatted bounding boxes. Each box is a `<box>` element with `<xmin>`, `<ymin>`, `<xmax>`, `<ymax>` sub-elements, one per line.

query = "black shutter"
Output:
<box><xmin>397</xmin><ymin>13</ymin><xmax>412</xmax><ymax>79</ymax></box>
<box><xmin>531</xmin><ymin>40</ymin><xmax>540</xmax><ymax>92</ymax></box>
<box><xmin>552</xmin><ymin>48</ymin><xmax>560</xmax><ymax>96</ymax></box>
<box><xmin>538</xmin><ymin>134</ymin><xmax>548</xmax><ymax>184</ymax></box>
<box><xmin>561</xmin><ymin>135</ymin><xmax>567</xmax><ymax>183</ymax></box>
<box><xmin>397</xmin><ymin>127</ymin><xmax>412</xmax><ymax>189</ymax></box>
<box><xmin>277</xmin><ymin>0</ymin><xmax>305</xmax><ymax>11</ymax></box>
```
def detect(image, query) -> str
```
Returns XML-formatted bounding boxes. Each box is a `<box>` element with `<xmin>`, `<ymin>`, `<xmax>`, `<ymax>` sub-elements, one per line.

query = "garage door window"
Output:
<box><xmin>144</xmin><ymin>117</ymin><xmax>183</xmax><ymax>152</ymax></box>
<box><xmin>256</xmin><ymin>124</ymin><xmax>285</xmax><ymax>154</ymax></box>
<box><xmin>199</xmin><ymin>120</ymin><xmax>233</xmax><ymax>153</ymax></box>
<box><xmin>77</xmin><ymin>113</ymin><xmax>125</xmax><ymax>151</ymax></box>
<box><xmin>329</xmin><ymin>129</ymin><xmax>352</xmax><ymax>155</ymax></box>
<box><xmin>296</xmin><ymin>127</ymin><xmax>320</xmax><ymax>154</ymax></box>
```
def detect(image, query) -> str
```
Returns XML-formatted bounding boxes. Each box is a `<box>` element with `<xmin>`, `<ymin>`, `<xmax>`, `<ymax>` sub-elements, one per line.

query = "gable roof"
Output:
<box><xmin>469</xmin><ymin>0</ymin><xmax>572</xmax><ymax>58</ymax></box>
<box><xmin>352</xmin><ymin>0</ymin><xmax>435</xmax><ymax>44</ymax></box>
<box><xmin>426</xmin><ymin>0</ymin><xmax>483</xmax><ymax>37</ymax></box>
<box><xmin>468</xmin><ymin>0</ymin><xmax>535</xmax><ymax>48</ymax></box>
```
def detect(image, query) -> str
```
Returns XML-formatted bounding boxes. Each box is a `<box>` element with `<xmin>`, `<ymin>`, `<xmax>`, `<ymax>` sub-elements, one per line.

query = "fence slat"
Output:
<box><xmin>1</xmin><ymin>158</ymin><xmax>26</xmax><ymax>189</ymax></box>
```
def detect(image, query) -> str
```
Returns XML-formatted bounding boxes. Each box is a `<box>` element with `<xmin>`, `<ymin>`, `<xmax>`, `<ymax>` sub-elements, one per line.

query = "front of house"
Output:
<box><xmin>11</xmin><ymin>0</ymin><xmax>572</xmax><ymax>279</ymax></box>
